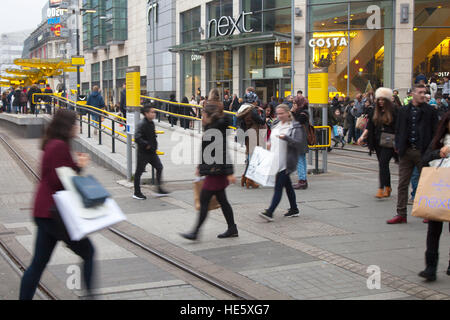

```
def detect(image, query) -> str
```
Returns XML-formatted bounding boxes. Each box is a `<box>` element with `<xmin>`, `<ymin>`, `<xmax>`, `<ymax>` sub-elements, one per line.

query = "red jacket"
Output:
<box><xmin>33</xmin><ymin>139</ymin><xmax>80</xmax><ymax>218</ymax></box>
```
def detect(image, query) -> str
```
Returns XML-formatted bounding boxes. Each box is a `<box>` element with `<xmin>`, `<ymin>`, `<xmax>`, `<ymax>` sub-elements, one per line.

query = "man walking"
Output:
<box><xmin>387</xmin><ymin>84</ymin><xmax>439</xmax><ymax>224</ymax></box>
<box><xmin>352</xmin><ymin>93</ymin><xmax>365</xmax><ymax>140</ymax></box>
<box><xmin>133</xmin><ymin>104</ymin><xmax>169</xmax><ymax>199</ymax></box>
<box><xmin>27</xmin><ymin>85</ymin><xmax>41</xmax><ymax>115</ymax></box>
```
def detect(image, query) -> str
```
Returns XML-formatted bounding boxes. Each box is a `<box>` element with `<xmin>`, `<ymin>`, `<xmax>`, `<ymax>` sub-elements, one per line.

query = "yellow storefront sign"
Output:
<box><xmin>308</xmin><ymin>69</ymin><xmax>328</xmax><ymax>105</ymax></box>
<box><xmin>126</xmin><ymin>66</ymin><xmax>141</xmax><ymax>107</ymax></box>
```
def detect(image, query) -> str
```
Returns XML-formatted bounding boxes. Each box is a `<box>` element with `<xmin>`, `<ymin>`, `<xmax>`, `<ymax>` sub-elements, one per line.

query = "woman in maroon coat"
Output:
<box><xmin>19</xmin><ymin>109</ymin><xmax>95</xmax><ymax>300</ymax></box>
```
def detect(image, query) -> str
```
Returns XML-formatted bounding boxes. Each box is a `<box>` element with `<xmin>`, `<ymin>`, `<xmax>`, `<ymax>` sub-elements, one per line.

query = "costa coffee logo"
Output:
<box><xmin>208</xmin><ymin>11</ymin><xmax>253</xmax><ymax>38</ymax></box>
<box><xmin>309</xmin><ymin>37</ymin><xmax>348</xmax><ymax>48</ymax></box>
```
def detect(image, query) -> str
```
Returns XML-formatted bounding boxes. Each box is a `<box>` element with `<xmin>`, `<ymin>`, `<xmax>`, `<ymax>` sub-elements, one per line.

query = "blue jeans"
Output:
<box><xmin>20</xmin><ymin>217</ymin><xmax>95</xmax><ymax>300</ymax></box>
<box><xmin>268</xmin><ymin>170</ymin><xmax>298</xmax><ymax>214</ymax></box>
<box><xmin>297</xmin><ymin>154</ymin><xmax>307</xmax><ymax>181</ymax></box>
<box><xmin>232</xmin><ymin>116</ymin><xmax>237</xmax><ymax>128</ymax></box>
<box><xmin>410</xmin><ymin>166</ymin><xmax>419</xmax><ymax>199</ymax></box>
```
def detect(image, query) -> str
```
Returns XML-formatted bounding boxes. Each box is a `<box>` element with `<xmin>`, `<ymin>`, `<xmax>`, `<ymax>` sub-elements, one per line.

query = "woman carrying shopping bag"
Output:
<box><xmin>181</xmin><ymin>103</ymin><xmax>238</xmax><ymax>241</ymax></box>
<box><xmin>418</xmin><ymin>111</ymin><xmax>450</xmax><ymax>281</ymax></box>
<box><xmin>19</xmin><ymin>109</ymin><xmax>96</xmax><ymax>300</ymax></box>
<box><xmin>259</xmin><ymin>104</ymin><xmax>307</xmax><ymax>221</ymax></box>
<box><xmin>357</xmin><ymin>88</ymin><xmax>398</xmax><ymax>199</ymax></box>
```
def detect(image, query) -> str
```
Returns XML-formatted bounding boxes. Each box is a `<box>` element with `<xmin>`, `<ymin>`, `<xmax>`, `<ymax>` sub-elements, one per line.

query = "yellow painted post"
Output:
<box><xmin>126</xmin><ymin>66</ymin><xmax>141</xmax><ymax>181</ymax></box>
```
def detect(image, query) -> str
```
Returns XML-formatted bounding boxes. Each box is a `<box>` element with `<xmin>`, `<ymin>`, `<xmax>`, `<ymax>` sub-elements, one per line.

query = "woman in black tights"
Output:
<box><xmin>181</xmin><ymin>103</ymin><xmax>237</xmax><ymax>240</ymax></box>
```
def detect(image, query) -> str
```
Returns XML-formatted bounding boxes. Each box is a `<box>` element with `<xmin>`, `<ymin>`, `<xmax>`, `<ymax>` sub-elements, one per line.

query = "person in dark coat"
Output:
<box><xmin>387</xmin><ymin>84</ymin><xmax>439</xmax><ymax>224</ymax></box>
<box><xmin>19</xmin><ymin>109</ymin><xmax>95</xmax><ymax>300</ymax></box>
<box><xmin>27</xmin><ymin>85</ymin><xmax>42</xmax><ymax>115</ymax></box>
<box><xmin>86</xmin><ymin>86</ymin><xmax>106</xmax><ymax>134</ymax></box>
<box><xmin>418</xmin><ymin>111</ymin><xmax>450</xmax><ymax>281</ymax></box>
<box><xmin>133</xmin><ymin>104</ymin><xmax>169</xmax><ymax>199</ymax></box>
<box><xmin>119</xmin><ymin>83</ymin><xmax>126</xmax><ymax>118</ymax></box>
<box><xmin>358</xmin><ymin>88</ymin><xmax>398</xmax><ymax>199</ymax></box>
<box><xmin>43</xmin><ymin>84</ymin><xmax>53</xmax><ymax>114</ymax></box>
<box><xmin>181</xmin><ymin>103</ymin><xmax>237</xmax><ymax>240</ymax></box>
<box><xmin>168</xmin><ymin>94</ymin><xmax>179</xmax><ymax>126</ymax></box>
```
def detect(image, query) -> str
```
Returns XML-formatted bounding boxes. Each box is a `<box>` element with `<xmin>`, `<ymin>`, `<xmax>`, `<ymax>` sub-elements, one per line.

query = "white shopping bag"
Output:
<box><xmin>245</xmin><ymin>146</ymin><xmax>277</xmax><ymax>187</ymax></box>
<box><xmin>429</xmin><ymin>157</ymin><xmax>450</xmax><ymax>168</ymax></box>
<box><xmin>53</xmin><ymin>167</ymin><xmax>126</xmax><ymax>241</ymax></box>
<box><xmin>53</xmin><ymin>191</ymin><xmax>126</xmax><ymax>241</ymax></box>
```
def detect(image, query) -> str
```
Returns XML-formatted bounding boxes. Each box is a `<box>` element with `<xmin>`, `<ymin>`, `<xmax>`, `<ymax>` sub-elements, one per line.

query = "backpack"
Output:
<box><xmin>20</xmin><ymin>92</ymin><xmax>28</xmax><ymax>104</ymax></box>
<box><xmin>307</xmin><ymin>124</ymin><xmax>316</xmax><ymax>146</ymax></box>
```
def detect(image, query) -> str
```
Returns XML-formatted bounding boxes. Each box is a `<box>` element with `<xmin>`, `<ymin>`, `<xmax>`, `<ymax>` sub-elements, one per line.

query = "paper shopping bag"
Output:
<box><xmin>245</xmin><ymin>146</ymin><xmax>277</xmax><ymax>187</ymax></box>
<box><xmin>193</xmin><ymin>178</ymin><xmax>221</xmax><ymax>211</ymax></box>
<box><xmin>412</xmin><ymin>167</ymin><xmax>450</xmax><ymax>222</ymax></box>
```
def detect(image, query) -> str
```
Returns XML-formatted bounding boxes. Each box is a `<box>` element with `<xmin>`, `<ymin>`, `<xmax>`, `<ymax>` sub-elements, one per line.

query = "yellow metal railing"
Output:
<box><xmin>308</xmin><ymin>126</ymin><xmax>331</xmax><ymax>148</ymax></box>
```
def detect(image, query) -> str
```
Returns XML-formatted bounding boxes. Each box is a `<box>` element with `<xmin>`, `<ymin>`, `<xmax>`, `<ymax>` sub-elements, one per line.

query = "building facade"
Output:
<box><xmin>80</xmin><ymin>0</ymin><xmax>148</xmax><ymax>106</ymax></box>
<box><xmin>170</xmin><ymin>0</ymin><xmax>449</xmax><ymax>101</ymax></box>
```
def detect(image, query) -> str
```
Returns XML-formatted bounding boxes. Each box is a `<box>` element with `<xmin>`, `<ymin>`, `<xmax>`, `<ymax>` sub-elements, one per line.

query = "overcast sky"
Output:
<box><xmin>1</xmin><ymin>0</ymin><xmax>49</xmax><ymax>34</ymax></box>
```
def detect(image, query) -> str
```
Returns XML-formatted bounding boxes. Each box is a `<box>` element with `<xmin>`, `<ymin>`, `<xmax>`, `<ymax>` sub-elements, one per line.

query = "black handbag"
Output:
<box><xmin>379</xmin><ymin>131</ymin><xmax>395</xmax><ymax>148</ymax></box>
<box><xmin>72</xmin><ymin>175</ymin><xmax>111</xmax><ymax>208</ymax></box>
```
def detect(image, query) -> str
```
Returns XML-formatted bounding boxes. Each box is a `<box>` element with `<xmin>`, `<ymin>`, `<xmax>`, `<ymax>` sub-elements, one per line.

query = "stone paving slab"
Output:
<box><xmin>194</xmin><ymin>241</ymin><xmax>318</xmax><ymax>272</ymax></box>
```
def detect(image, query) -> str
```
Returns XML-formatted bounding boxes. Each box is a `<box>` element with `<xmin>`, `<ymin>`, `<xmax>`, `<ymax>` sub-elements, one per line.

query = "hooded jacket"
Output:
<box><xmin>87</xmin><ymin>91</ymin><xmax>106</xmax><ymax>108</ymax></box>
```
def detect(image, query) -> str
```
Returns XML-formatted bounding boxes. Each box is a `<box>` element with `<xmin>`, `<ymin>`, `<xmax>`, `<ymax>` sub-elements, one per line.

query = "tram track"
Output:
<box><xmin>0</xmin><ymin>132</ymin><xmax>253</xmax><ymax>300</ymax></box>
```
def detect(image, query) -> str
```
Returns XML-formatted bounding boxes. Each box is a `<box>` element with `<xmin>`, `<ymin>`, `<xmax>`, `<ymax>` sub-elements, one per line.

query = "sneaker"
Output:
<box><xmin>259</xmin><ymin>210</ymin><xmax>274</xmax><ymax>222</ymax></box>
<box><xmin>153</xmin><ymin>187</ymin><xmax>170</xmax><ymax>197</ymax></box>
<box><xmin>133</xmin><ymin>193</ymin><xmax>147</xmax><ymax>200</ymax></box>
<box><xmin>284</xmin><ymin>208</ymin><xmax>300</xmax><ymax>218</ymax></box>
<box><xmin>386</xmin><ymin>215</ymin><xmax>407</xmax><ymax>224</ymax></box>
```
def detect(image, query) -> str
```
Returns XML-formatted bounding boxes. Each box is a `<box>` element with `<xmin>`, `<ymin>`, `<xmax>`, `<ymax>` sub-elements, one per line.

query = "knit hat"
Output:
<box><xmin>375</xmin><ymin>87</ymin><xmax>393</xmax><ymax>100</ymax></box>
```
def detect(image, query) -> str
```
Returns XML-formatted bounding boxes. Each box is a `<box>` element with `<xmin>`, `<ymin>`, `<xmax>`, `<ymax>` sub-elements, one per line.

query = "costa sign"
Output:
<box><xmin>208</xmin><ymin>11</ymin><xmax>253</xmax><ymax>38</ymax></box>
<box><xmin>309</xmin><ymin>37</ymin><xmax>348</xmax><ymax>48</ymax></box>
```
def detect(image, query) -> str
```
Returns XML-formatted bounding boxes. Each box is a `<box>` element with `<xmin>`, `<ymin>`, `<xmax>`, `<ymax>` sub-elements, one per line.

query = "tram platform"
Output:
<box><xmin>0</xmin><ymin>113</ymin><xmax>48</xmax><ymax>138</ymax></box>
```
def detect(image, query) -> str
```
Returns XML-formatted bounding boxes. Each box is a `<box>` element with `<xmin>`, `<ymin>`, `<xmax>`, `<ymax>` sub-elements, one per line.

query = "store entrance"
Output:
<box><xmin>254</xmin><ymin>79</ymin><xmax>291</xmax><ymax>104</ymax></box>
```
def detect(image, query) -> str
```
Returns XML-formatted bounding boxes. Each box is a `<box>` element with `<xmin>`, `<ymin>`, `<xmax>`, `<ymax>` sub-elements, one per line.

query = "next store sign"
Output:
<box><xmin>208</xmin><ymin>11</ymin><xmax>253</xmax><ymax>38</ymax></box>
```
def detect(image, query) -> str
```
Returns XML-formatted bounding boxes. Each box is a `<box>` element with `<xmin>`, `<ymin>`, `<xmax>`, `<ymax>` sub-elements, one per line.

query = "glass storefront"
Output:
<box><xmin>413</xmin><ymin>0</ymin><xmax>450</xmax><ymax>82</ymax></box>
<box><xmin>241</xmin><ymin>0</ymin><xmax>292</xmax><ymax>100</ymax></box>
<box><xmin>181</xmin><ymin>7</ymin><xmax>201</xmax><ymax>98</ymax></box>
<box><xmin>307</xmin><ymin>0</ymin><xmax>394</xmax><ymax>97</ymax></box>
<box><xmin>208</xmin><ymin>51</ymin><xmax>233</xmax><ymax>97</ymax></box>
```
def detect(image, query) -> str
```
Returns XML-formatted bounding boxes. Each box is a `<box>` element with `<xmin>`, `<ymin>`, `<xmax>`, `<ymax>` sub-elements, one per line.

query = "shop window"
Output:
<box><xmin>242</xmin><ymin>0</ymin><xmax>290</xmax><ymax>34</ymax></box>
<box><xmin>308</xmin><ymin>1</ymin><xmax>394</xmax><ymax>97</ymax></box>
<box><xmin>181</xmin><ymin>7</ymin><xmax>201</xmax><ymax>44</ymax></box>
<box><xmin>183</xmin><ymin>54</ymin><xmax>201</xmax><ymax>99</ymax></box>
<box><xmin>413</xmin><ymin>0</ymin><xmax>450</xmax><ymax>82</ymax></box>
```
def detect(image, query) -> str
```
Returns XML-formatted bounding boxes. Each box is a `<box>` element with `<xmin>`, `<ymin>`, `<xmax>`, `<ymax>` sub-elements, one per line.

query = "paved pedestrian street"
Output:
<box><xmin>1</xmin><ymin>132</ymin><xmax>449</xmax><ymax>300</ymax></box>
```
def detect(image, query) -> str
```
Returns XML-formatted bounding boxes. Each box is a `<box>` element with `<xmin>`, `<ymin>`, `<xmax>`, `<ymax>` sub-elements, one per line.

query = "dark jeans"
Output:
<box><xmin>426</xmin><ymin>220</ymin><xmax>450</xmax><ymax>258</ymax></box>
<box><xmin>410</xmin><ymin>166</ymin><xmax>420</xmax><ymax>199</ymax></box>
<box><xmin>375</xmin><ymin>146</ymin><xmax>395</xmax><ymax>188</ymax></box>
<box><xmin>19</xmin><ymin>217</ymin><xmax>95</xmax><ymax>300</ymax></box>
<box><xmin>347</xmin><ymin>123</ymin><xmax>356</xmax><ymax>143</ymax></box>
<box><xmin>268</xmin><ymin>170</ymin><xmax>298</xmax><ymax>214</ymax></box>
<box><xmin>134</xmin><ymin>152</ymin><xmax>163</xmax><ymax>194</ymax></box>
<box><xmin>194</xmin><ymin>188</ymin><xmax>235</xmax><ymax>232</ymax></box>
<box><xmin>397</xmin><ymin>148</ymin><xmax>423</xmax><ymax>217</ymax></box>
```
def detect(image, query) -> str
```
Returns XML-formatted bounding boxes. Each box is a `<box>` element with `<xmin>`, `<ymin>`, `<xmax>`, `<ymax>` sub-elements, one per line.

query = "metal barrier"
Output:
<box><xmin>308</xmin><ymin>126</ymin><xmax>331</xmax><ymax>174</ymax></box>
<box><xmin>32</xmin><ymin>93</ymin><xmax>165</xmax><ymax>183</ymax></box>
<box><xmin>140</xmin><ymin>95</ymin><xmax>238</xmax><ymax>131</ymax></box>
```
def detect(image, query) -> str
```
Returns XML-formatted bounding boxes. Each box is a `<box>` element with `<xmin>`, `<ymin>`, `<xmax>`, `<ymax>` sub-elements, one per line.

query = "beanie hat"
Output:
<box><xmin>375</xmin><ymin>87</ymin><xmax>393</xmax><ymax>100</ymax></box>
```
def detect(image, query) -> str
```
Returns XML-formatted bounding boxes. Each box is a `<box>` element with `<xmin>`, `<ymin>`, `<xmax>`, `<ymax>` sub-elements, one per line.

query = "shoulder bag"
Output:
<box><xmin>379</xmin><ymin>125</ymin><xmax>395</xmax><ymax>149</ymax></box>
<box><xmin>72</xmin><ymin>175</ymin><xmax>111</xmax><ymax>208</ymax></box>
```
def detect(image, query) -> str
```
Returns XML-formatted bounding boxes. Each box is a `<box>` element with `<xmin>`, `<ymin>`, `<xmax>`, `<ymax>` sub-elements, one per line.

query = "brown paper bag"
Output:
<box><xmin>412</xmin><ymin>167</ymin><xmax>450</xmax><ymax>222</ymax></box>
<box><xmin>193</xmin><ymin>178</ymin><xmax>221</xmax><ymax>211</ymax></box>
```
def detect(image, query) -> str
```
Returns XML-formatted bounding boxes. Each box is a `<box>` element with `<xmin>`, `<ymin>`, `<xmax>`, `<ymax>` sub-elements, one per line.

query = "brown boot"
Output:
<box><xmin>383</xmin><ymin>186</ymin><xmax>392</xmax><ymax>197</ymax></box>
<box><xmin>293</xmin><ymin>180</ymin><xmax>302</xmax><ymax>189</ymax></box>
<box><xmin>241</xmin><ymin>175</ymin><xmax>246</xmax><ymax>187</ymax></box>
<box><xmin>375</xmin><ymin>188</ymin><xmax>385</xmax><ymax>199</ymax></box>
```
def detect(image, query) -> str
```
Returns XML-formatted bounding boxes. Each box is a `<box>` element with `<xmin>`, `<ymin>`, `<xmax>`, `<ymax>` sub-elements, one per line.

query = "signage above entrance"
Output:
<box><xmin>309</xmin><ymin>37</ymin><xmax>348</xmax><ymax>48</ymax></box>
<box><xmin>208</xmin><ymin>11</ymin><xmax>253</xmax><ymax>38</ymax></box>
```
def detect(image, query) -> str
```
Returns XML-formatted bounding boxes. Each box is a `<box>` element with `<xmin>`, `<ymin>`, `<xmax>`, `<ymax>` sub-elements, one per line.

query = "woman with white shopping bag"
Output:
<box><xmin>418</xmin><ymin>111</ymin><xmax>450</xmax><ymax>281</ymax></box>
<box><xmin>19</xmin><ymin>109</ymin><xmax>96</xmax><ymax>300</ymax></box>
<box><xmin>259</xmin><ymin>104</ymin><xmax>308</xmax><ymax>221</ymax></box>
<box><xmin>180</xmin><ymin>103</ymin><xmax>238</xmax><ymax>240</ymax></box>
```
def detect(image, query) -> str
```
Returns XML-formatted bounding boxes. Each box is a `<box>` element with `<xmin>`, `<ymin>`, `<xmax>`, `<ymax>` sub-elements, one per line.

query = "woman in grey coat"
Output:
<box><xmin>259</xmin><ymin>104</ymin><xmax>308</xmax><ymax>221</ymax></box>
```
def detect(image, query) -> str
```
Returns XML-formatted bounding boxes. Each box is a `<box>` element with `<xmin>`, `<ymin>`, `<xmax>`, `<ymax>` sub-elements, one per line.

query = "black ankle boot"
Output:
<box><xmin>180</xmin><ymin>231</ymin><xmax>198</xmax><ymax>241</ymax></box>
<box><xmin>419</xmin><ymin>252</ymin><xmax>438</xmax><ymax>281</ymax></box>
<box><xmin>447</xmin><ymin>261</ymin><xmax>450</xmax><ymax>276</ymax></box>
<box><xmin>217</xmin><ymin>224</ymin><xmax>238</xmax><ymax>238</ymax></box>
